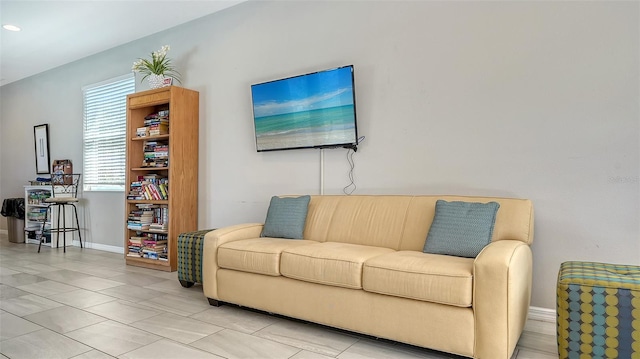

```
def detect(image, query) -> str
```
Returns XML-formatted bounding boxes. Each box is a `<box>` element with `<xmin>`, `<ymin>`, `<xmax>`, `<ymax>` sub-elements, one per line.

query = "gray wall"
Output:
<box><xmin>0</xmin><ymin>1</ymin><xmax>638</xmax><ymax>310</ymax></box>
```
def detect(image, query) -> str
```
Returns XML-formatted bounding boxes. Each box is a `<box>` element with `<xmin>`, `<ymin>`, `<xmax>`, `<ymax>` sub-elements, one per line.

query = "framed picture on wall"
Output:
<box><xmin>34</xmin><ymin>124</ymin><xmax>51</xmax><ymax>174</ymax></box>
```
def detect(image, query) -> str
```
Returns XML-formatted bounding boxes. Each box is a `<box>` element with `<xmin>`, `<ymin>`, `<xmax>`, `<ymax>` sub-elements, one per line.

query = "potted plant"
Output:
<box><xmin>132</xmin><ymin>45</ymin><xmax>182</xmax><ymax>88</ymax></box>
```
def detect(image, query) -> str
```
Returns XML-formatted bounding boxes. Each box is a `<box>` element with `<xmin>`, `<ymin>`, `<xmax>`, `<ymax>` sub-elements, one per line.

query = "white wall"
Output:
<box><xmin>0</xmin><ymin>1</ymin><xmax>637</xmax><ymax>310</ymax></box>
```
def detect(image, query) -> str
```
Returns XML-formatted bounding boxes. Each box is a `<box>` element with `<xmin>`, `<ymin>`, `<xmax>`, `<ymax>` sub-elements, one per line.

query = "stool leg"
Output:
<box><xmin>38</xmin><ymin>205</ymin><xmax>50</xmax><ymax>253</ymax></box>
<box><xmin>71</xmin><ymin>203</ymin><xmax>82</xmax><ymax>249</ymax></box>
<box><xmin>62</xmin><ymin>205</ymin><xmax>67</xmax><ymax>253</ymax></box>
<box><xmin>56</xmin><ymin>205</ymin><xmax>62</xmax><ymax>249</ymax></box>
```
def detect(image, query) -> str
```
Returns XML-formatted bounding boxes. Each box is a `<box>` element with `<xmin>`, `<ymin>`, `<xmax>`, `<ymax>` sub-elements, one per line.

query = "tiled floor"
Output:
<box><xmin>0</xmin><ymin>233</ymin><xmax>558</xmax><ymax>359</ymax></box>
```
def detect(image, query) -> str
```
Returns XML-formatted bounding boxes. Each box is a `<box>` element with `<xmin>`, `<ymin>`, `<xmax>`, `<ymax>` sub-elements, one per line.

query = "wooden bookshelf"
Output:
<box><xmin>124</xmin><ymin>86</ymin><xmax>199</xmax><ymax>271</ymax></box>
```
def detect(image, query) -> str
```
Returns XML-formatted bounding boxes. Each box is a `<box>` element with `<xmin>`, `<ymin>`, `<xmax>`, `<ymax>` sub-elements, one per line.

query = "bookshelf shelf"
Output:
<box><xmin>124</xmin><ymin>86</ymin><xmax>199</xmax><ymax>272</ymax></box>
<box><xmin>132</xmin><ymin>134</ymin><xmax>170</xmax><ymax>141</ymax></box>
<box><xmin>130</xmin><ymin>167</ymin><xmax>169</xmax><ymax>171</ymax></box>
<box><xmin>127</xmin><ymin>200</ymin><xmax>169</xmax><ymax>205</ymax></box>
<box><xmin>125</xmin><ymin>256</ymin><xmax>171</xmax><ymax>270</ymax></box>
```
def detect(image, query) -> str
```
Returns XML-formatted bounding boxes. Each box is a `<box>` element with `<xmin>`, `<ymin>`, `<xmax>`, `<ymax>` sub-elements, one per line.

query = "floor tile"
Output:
<box><xmin>108</xmin><ymin>272</ymin><xmax>167</xmax><ymax>286</ymax></box>
<box><xmin>0</xmin><ymin>328</ymin><xmax>91</xmax><ymax>359</ymax></box>
<box><xmin>337</xmin><ymin>339</ymin><xmax>451</xmax><ymax>358</ymax></box>
<box><xmin>48</xmin><ymin>288</ymin><xmax>117</xmax><ymax>309</ymax></box>
<box><xmin>98</xmin><ymin>284</ymin><xmax>165</xmax><ymax>302</ymax></box>
<box><xmin>135</xmin><ymin>268</ymin><xmax>178</xmax><ymax>281</ymax></box>
<box><xmin>130</xmin><ymin>312</ymin><xmax>223</xmax><ymax>344</ymax></box>
<box><xmin>516</xmin><ymin>331</ymin><xmax>558</xmax><ymax>355</ymax></box>
<box><xmin>66</xmin><ymin>320</ymin><xmax>160</xmax><ymax>356</ymax></box>
<box><xmin>24</xmin><ymin>305</ymin><xmax>107</xmax><ymax>333</ymax></box>
<box><xmin>119</xmin><ymin>338</ymin><xmax>224</xmax><ymax>359</ymax></box>
<box><xmin>24</xmin><ymin>255</ymin><xmax>68</xmax><ymax>266</ymax></box>
<box><xmin>0</xmin><ymin>293</ymin><xmax>63</xmax><ymax>316</ymax></box>
<box><xmin>50</xmin><ymin>260</ymin><xmax>103</xmax><ymax>272</ymax></box>
<box><xmin>38</xmin><ymin>269</ymin><xmax>92</xmax><ymax>282</ymax></box>
<box><xmin>67</xmin><ymin>276</ymin><xmax>124</xmax><ymax>291</ymax></box>
<box><xmin>193</xmin><ymin>305</ymin><xmax>278</xmax><ymax>334</ymax></box>
<box><xmin>0</xmin><ymin>267</ymin><xmax>20</xmax><ymax>276</ymax></box>
<box><xmin>0</xmin><ymin>272</ymin><xmax>48</xmax><ymax>287</ymax></box>
<box><xmin>70</xmin><ymin>349</ymin><xmax>116</xmax><ymax>358</ymax></box>
<box><xmin>0</xmin><ymin>284</ymin><xmax>29</xmax><ymax>299</ymax></box>
<box><xmin>515</xmin><ymin>348</ymin><xmax>558</xmax><ymax>359</ymax></box>
<box><xmin>17</xmin><ymin>279</ymin><xmax>78</xmax><ymax>296</ymax></box>
<box><xmin>84</xmin><ymin>300</ymin><xmax>162</xmax><ymax>324</ymax></box>
<box><xmin>10</xmin><ymin>260</ymin><xmax>41</xmax><ymax>270</ymax></box>
<box><xmin>255</xmin><ymin>320</ymin><xmax>359</xmax><ymax>357</ymax></box>
<box><xmin>75</xmin><ymin>265</ymin><xmax>126</xmax><ymax>279</ymax></box>
<box><xmin>191</xmin><ymin>329</ymin><xmax>300</xmax><ymax>359</ymax></box>
<box><xmin>16</xmin><ymin>262</ymin><xmax>62</xmax><ymax>274</ymax></box>
<box><xmin>290</xmin><ymin>351</ymin><xmax>335</xmax><ymax>359</ymax></box>
<box><xmin>143</xmin><ymin>279</ymin><xmax>205</xmax><ymax>299</ymax></box>
<box><xmin>0</xmin><ymin>311</ymin><xmax>42</xmax><ymax>340</ymax></box>
<box><xmin>144</xmin><ymin>293</ymin><xmax>212</xmax><ymax>316</ymax></box>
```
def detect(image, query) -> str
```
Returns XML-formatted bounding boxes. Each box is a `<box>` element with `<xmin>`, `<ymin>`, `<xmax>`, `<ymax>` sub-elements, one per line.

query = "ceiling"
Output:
<box><xmin>0</xmin><ymin>0</ymin><xmax>245</xmax><ymax>87</ymax></box>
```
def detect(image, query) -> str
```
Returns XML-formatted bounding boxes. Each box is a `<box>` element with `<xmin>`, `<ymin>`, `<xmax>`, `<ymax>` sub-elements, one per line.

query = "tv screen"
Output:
<box><xmin>251</xmin><ymin>65</ymin><xmax>358</xmax><ymax>152</ymax></box>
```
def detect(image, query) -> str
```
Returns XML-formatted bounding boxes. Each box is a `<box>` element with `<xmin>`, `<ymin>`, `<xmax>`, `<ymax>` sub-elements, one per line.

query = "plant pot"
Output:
<box><xmin>148</xmin><ymin>74</ymin><xmax>166</xmax><ymax>89</ymax></box>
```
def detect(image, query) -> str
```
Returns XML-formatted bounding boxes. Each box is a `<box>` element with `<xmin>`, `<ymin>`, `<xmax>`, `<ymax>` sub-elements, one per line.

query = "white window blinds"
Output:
<box><xmin>82</xmin><ymin>74</ymin><xmax>135</xmax><ymax>191</ymax></box>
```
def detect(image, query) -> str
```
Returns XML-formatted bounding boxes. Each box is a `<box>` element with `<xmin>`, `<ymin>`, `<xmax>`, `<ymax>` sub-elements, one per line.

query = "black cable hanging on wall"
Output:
<box><xmin>343</xmin><ymin>136</ymin><xmax>365</xmax><ymax>195</ymax></box>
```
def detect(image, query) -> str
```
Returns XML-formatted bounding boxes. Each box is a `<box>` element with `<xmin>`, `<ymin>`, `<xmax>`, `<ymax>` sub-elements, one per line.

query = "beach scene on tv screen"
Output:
<box><xmin>252</xmin><ymin>67</ymin><xmax>356</xmax><ymax>151</ymax></box>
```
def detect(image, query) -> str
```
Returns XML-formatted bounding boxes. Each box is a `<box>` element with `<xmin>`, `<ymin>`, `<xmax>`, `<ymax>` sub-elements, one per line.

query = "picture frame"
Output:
<box><xmin>34</xmin><ymin>124</ymin><xmax>51</xmax><ymax>174</ymax></box>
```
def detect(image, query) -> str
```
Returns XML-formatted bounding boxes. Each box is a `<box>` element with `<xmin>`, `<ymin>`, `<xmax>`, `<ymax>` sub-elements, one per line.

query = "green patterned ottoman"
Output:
<box><xmin>177</xmin><ymin>229</ymin><xmax>215</xmax><ymax>288</ymax></box>
<box><xmin>557</xmin><ymin>261</ymin><xmax>640</xmax><ymax>359</ymax></box>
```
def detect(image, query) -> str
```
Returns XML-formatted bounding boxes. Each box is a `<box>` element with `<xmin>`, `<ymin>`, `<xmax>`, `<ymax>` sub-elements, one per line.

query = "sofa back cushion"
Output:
<box><xmin>303</xmin><ymin>195</ymin><xmax>533</xmax><ymax>251</ymax></box>
<box><xmin>303</xmin><ymin>196</ymin><xmax>413</xmax><ymax>249</ymax></box>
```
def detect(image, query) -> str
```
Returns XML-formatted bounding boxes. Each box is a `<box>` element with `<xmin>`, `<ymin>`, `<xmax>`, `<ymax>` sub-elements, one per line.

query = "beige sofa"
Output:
<box><xmin>202</xmin><ymin>195</ymin><xmax>534</xmax><ymax>359</ymax></box>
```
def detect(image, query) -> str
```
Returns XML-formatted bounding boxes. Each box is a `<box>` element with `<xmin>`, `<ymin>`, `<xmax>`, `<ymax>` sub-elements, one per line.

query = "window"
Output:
<box><xmin>82</xmin><ymin>74</ymin><xmax>135</xmax><ymax>191</ymax></box>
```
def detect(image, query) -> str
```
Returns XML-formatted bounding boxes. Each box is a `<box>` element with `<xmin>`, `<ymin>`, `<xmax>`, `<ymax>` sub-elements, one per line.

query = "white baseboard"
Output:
<box><xmin>525</xmin><ymin>306</ymin><xmax>556</xmax><ymax>336</ymax></box>
<box><xmin>72</xmin><ymin>240</ymin><xmax>124</xmax><ymax>254</ymax></box>
<box><xmin>0</xmin><ymin>229</ymin><xmax>7</xmax><ymax>235</ymax></box>
<box><xmin>528</xmin><ymin>306</ymin><xmax>555</xmax><ymax>323</ymax></box>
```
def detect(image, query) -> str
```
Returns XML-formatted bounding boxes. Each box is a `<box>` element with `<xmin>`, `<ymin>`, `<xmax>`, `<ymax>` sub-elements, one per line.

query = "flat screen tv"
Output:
<box><xmin>251</xmin><ymin>65</ymin><xmax>358</xmax><ymax>152</ymax></box>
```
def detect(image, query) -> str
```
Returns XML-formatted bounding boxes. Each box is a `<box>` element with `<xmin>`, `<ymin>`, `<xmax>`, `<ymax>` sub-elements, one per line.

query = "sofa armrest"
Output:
<box><xmin>473</xmin><ymin>240</ymin><xmax>532</xmax><ymax>359</ymax></box>
<box><xmin>202</xmin><ymin>223</ymin><xmax>264</xmax><ymax>300</ymax></box>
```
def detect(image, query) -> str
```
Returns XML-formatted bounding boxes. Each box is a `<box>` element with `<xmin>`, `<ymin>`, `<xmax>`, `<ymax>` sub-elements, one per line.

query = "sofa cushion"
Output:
<box><xmin>218</xmin><ymin>238</ymin><xmax>318</xmax><ymax>276</ymax></box>
<box><xmin>423</xmin><ymin>200</ymin><xmax>500</xmax><ymax>258</ymax></box>
<box><xmin>261</xmin><ymin>195</ymin><xmax>311</xmax><ymax>239</ymax></box>
<box><xmin>363</xmin><ymin>251</ymin><xmax>474</xmax><ymax>307</ymax></box>
<box><xmin>281</xmin><ymin>242</ymin><xmax>395</xmax><ymax>289</ymax></box>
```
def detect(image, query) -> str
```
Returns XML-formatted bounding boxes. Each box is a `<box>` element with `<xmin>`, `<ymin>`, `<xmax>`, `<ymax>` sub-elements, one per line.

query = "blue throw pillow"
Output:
<box><xmin>261</xmin><ymin>195</ymin><xmax>311</xmax><ymax>239</ymax></box>
<box><xmin>423</xmin><ymin>200</ymin><xmax>500</xmax><ymax>258</ymax></box>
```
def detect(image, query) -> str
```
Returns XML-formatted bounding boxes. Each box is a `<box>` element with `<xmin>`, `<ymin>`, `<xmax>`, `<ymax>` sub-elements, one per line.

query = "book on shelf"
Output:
<box><xmin>28</xmin><ymin>190</ymin><xmax>51</xmax><ymax>204</ymax></box>
<box><xmin>143</xmin><ymin>251</ymin><xmax>164</xmax><ymax>260</ymax></box>
<box><xmin>136</xmin><ymin>110</ymin><xmax>170</xmax><ymax>137</ymax></box>
<box><xmin>127</xmin><ymin>227</ymin><xmax>169</xmax><ymax>261</ymax></box>
<box><xmin>127</xmin><ymin>175</ymin><xmax>168</xmax><ymax>200</ymax></box>
<box><xmin>135</xmin><ymin>232</ymin><xmax>168</xmax><ymax>241</ymax></box>
<box><xmin>127</xmin><ymin>223</ymin><xmax>150</xmax><ymax>230</ymax></box>
<box><xmin>141</xmin><ymin>139</ymin><xmax>169</xmax><ymax>168</ymax></box>
<box><xmin>126</xmin><ymin>204</ymin><xmax>168</xmax><ymax>232</ymax></box>
<box><xmin>136</xmin><ymin>127</ymin><xmax>149</xmax><ymax>137</ymax></box>
<box><xmin>149</xmin><ymin>223</ymin><xmax>167</xmax><ymax>231</ymax></box>
<box><xmin>141</xmin><ymin>242</ymin><xmax>168</xmax><ymax>260</ymax></box>
<box><xmin>148</xmin><ymin>123</ymin><xmax>169</xmax><ymax>136</ymax></box>
<box><xmin>143</xmin><ymin>239</ymin><xmax>167</xmax><ymax>247</ymax></box>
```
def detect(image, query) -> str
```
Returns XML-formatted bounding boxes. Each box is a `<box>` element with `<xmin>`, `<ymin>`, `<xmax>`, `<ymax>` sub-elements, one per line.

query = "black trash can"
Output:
<box><xmin>1</xmin><ymin>198</ymin><xmax>25</xmax><ymax>243</ymax></box>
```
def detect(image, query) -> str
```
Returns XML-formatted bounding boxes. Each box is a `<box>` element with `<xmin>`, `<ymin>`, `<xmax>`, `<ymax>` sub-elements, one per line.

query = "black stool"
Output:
<box><xmin>38</xmin><ymin>174</ymin><xmax>83</xmax><ymax>253</ymax></box>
